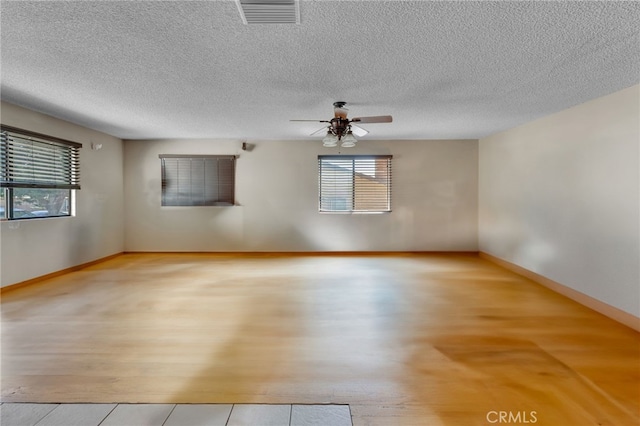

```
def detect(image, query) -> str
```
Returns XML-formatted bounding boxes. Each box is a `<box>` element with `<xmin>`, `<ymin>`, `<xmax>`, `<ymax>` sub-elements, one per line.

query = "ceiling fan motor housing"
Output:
<box><xmin>330</xmin><ymin>118</ymin><xmax>350</xmax><ymax>139</ymax></box>
<box><xmin>333</xmin><ymin>101</ymin><xmax>348</xmax><ymax>120</ymax></box>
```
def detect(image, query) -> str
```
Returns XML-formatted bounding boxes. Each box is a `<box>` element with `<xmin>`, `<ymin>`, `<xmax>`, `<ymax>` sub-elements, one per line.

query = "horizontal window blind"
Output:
<box><xmin>160</xmin><ymin>155</ymin><xmax>236</xmax><ymax>206</ymax></box>
<box><xmin>1</xmin><ymin>125</ymin><xmax>81</xmax><ymax>189</ymax></box>
<box><xmin>319</xmin><ymin>155</ymin><xmax>392</xmax><ymax>213</ymax></box>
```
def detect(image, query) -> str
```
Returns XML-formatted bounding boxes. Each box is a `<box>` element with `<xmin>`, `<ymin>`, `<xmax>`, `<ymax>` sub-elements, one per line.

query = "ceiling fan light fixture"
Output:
<box><xmin>341</xmin><ymin>131</ymin><xmax>357</xmax><ymax>147</ymax></box>
<box><xmin>322</xmin><ymin>132</ymin><xmax>338</xmax><ymax>147</ymax></box>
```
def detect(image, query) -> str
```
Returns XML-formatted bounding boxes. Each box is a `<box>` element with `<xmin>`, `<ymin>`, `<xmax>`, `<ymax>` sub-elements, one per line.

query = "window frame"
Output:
<box><xmin>318</xmin><ymin>155</ymin><xmax>392</xmax><ymax>214</ymax></box>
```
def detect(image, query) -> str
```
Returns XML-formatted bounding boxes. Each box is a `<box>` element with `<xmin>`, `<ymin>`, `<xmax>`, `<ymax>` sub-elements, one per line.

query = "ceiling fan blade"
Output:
<box><xmin>351</xmin><ymin>124</ymin><xmax>369</xmax><ymax>137</ymax></box>
<box><xmin>310</xmin><ymin>126</ymin><xmax>329</xmax><ymax>136</ymax></box>
<box><xmin>351</xmin><ymin>115</ymin><xmax>393</xmax><ymax>124</ymax></box>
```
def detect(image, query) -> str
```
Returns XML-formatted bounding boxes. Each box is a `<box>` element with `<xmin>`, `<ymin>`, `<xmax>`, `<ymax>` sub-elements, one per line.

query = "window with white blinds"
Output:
<box><xmin>160</xmin><ymin>155</ymin><xmax>236</xmax><ymax>206</ymax></box>
<box><xmin>1</xmin><ymin>125</ymin><xmax>81</xmax><ymax>220</ymax></box>
<box><xmin>318</xmin><ymin>155</ymin><xmax>392</xmax><ymax>213</ymax></box>
<box><xmin>1</xmin><ymin>125</ymin><xmax>81</xmax><ymax>190</ymax></box>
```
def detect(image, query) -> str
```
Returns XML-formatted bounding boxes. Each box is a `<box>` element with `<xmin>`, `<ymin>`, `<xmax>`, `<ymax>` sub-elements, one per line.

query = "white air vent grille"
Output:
<box><xmin>236</xmin><ymin>0</ymin><xmax>300</xmax><ymax>24</ymax></box>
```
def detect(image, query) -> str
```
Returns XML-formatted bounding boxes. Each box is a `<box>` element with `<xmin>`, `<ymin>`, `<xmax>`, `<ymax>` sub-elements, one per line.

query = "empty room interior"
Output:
<box><xmin>1</xmin><ymin>1</ymin><xmax>639</xmax><ymax>426</ymax></box>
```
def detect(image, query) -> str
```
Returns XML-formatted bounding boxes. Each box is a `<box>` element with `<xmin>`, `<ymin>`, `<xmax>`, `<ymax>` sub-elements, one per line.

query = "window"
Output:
<box><xmin>1</xmin><ymin>125</ymin><xmax>81</xmax><ymax>220</ymax></box>
<box><xmin>160</xmin><ymin>155</ymin><xmax>236</xmax><ymax>206</ymax></box>
<box><xmin>319</xmin><ymin>155</ymin><xmax>392</xmax><ymax>213</ymax></box>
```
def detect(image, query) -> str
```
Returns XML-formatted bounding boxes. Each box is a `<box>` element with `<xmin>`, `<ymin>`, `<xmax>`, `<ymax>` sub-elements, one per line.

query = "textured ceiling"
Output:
<box><xmin>1</xmin><ymin>1</ymin><xmax>639</xmax><ymax>140</ymax></box>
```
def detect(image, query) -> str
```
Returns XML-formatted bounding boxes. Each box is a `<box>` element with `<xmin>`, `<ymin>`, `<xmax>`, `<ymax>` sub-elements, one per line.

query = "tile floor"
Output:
<box><xmin>0</xmin><ymin>403</ymin><xmax>352</xmax><ymax>426</ymax></box>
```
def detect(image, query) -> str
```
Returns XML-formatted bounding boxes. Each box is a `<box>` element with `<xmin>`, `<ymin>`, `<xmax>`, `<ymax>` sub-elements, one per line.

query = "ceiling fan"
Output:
<box><xmin>291</xmin><ymin>102</ymin><xmax>392</xmax><ymax>147</ymax></box>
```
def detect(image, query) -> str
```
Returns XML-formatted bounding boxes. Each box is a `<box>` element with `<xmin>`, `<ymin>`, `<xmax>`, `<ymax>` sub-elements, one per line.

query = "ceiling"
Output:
<box><xmin>1</xmin><ymin>1</ymin><xmax>639</xmax><ymax>141</ymax></box>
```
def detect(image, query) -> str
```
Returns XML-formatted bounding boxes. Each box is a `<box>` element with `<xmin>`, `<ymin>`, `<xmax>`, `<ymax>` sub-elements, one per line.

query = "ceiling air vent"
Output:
<box><xmin>236</xmin><ymin>0</ymin><xmax>300</xmax><ymax>24</ymax></box>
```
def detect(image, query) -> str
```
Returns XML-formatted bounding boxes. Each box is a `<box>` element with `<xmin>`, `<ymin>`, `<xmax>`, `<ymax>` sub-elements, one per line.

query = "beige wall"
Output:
<box><xmin>123</xmin><ymin>139</ymin><xmax>479</xmax><ymax>252</ymax></box>
<box><xmin>0</xmin><ymin>102</ymin><xmax>125</xmax><ymax>287</ymax></box>
<box><xmin>479</xmin><ymin>85</ymin><xmax>640</xmax><ymax>317</ymax></box>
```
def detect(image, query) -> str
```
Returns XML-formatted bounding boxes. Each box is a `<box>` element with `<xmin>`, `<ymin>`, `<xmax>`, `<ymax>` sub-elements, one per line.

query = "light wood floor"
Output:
<box><xmin>1</xmin><ymin>253</ymin><xmax>638</xmax><ymax>426</ymax></box>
